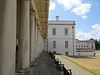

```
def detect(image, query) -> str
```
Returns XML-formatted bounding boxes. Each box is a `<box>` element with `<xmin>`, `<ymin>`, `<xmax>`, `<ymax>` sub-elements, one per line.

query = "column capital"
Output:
<box><xmin>30</xmin><ymin>9</ymin><xmax>36</xmax><ymax>16</ymax></box>
<box><xmin>35</xmin><ymin>18</ymin><xmax>39</xmax><ymax>26</ymax></box>
<box><xmin>35</xmin><ymin>18</ymin><xmax>38</xmax><ymax>22</ymax></box>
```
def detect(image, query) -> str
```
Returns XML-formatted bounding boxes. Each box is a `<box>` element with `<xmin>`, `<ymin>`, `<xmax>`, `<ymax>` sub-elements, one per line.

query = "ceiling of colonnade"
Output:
<box><xmin>32</xmin><ymin>0</ymin><xmax>49</xmax><ymax>39</ymax></box>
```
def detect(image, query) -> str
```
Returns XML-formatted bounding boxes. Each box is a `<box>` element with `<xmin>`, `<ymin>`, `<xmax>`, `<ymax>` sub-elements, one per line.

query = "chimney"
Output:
<box><xmin>56</xmin><ymin>16</ymin><xmax>59</xmax><ymax>21</ymax></box>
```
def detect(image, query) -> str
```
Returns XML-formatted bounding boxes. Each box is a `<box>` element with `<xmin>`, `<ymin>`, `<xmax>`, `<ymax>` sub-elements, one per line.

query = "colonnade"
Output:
<box><xmin>0</xmin><ymin>0</ymin><xmax>45</xmax><ymax>75</ymax></box>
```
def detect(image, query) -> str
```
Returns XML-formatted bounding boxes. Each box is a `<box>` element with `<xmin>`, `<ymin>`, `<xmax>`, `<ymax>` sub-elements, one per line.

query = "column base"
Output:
<box><xmin>29</xmin><ymin>60</ymin><xmax>38</xmax><ymax>67</ymax></box>
<box><xmin>16</xmin><ymin>68</ymin><xmax>31</xmax><ymax>75</ymax></box>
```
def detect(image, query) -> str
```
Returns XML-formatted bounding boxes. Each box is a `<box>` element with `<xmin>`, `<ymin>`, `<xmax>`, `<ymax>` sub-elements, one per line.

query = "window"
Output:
<box><xmin>65</xmin><ymin>41</ymin><xmax>68</xmax><ymax>48</ymax></box>
<box><xmin>65</xmin><ymin>29</ymin><xmax>68</xmax><ymax>35</ymax></box>
<box><xmin>52</xmin><ymin>28</ymin><xmax>56</xmax><ymax>35</ymax></box>
<box><xmin>92</xmin><ymin>45</ymin><xmax>93</xmax><ymax>49</ymax></box>
<box><xmin>53</xmin><ymin>41</ymin><xmax>56</xmax><ymax>48</ymax></box>
<box><xmin>84</xmin><ymin>45</ymin><xmax>85</xmax><ymax>47</ymax></box>
<box><xmin>81</xmin><ymin>45</ymin><xmax>83</xmax><ymax>47</ymax></box>
<box><xmin>72</xmin><ymin>26</ymin><xmax>74</xmax><ymax>28</ymax></box>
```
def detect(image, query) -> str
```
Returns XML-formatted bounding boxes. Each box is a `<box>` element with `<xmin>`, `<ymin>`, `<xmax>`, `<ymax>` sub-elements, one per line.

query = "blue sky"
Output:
<box><xmin>49</xmin><ymin>0</ymin><xmax>100</xmax><ymax>40</ymax></box>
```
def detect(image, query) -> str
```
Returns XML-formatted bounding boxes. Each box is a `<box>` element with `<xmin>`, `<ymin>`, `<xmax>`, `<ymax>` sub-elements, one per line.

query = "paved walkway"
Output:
<box><xmin>30</xmin><ymin>52</ymin><xmax>63</xmax><ymax>75</ymax></box>
<box><xmin>56</xmin><ymin>55</ymin><xmax>94</xmax><ymax>75</ymax></box>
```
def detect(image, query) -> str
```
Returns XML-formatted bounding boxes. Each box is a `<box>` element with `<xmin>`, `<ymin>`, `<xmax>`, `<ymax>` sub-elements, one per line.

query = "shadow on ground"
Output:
<box><xmin>30</xmin><ymin>52</ymin><xmax>63</xmax><ymax>75</ymax></box>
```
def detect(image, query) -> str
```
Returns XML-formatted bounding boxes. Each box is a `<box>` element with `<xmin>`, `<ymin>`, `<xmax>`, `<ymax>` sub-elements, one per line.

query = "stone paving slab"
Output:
<box><xmin>30</xmin><ymin>52</ymin><xmax>63</xmax><ymax>75</ymax></box>
<box><xmin>56</xmin><ymin>55</ymin><xmax>94</xmax><ymax>75</ymax></box>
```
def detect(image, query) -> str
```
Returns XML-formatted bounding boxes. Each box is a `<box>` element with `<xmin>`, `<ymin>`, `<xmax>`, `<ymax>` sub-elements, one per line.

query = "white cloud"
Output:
<box><xmin>71</xmin><ymin>3</ymin><xmax>91</xmax><ymax>18</ymax></box>
<box><xmin>92</xmin><ymin>24</ymin><xmax>100</xmax><ymax>30</ymax></box>
<box><xmin>57</xmin><ymin>0</ymin><xmax>81</xmax><ymax>10</ymax></box>
<box><xmin>81</xmin><ymin>15</ymin><xmax>87</xmax><ymax>19</ymax></box>
<box><xmin>76</xmin><ymin>30</ymin><xmax>94</xmax><ymax>40</ymax></box>
<box><xmin>91</xmin><ymin>24</ymin><xmax>100</xmax><ymax>39</ymax></box>
<box><xmin>48</xmin><ymin>19</ymin><xmax>51</xmax><ymax>20</ymax></box>
<box><xmin>76</xmin><ymin>24</ymin><xmax>100</xmax><ymax>40</ymax></box>
<box><xmin>49</xmin><ymin>1</ymin><xmax>56</xmax><ymax>11</ymax></box>
<box><xmin>57</xmin><ymin>0</ymin><xmax>91</xmax><ymax>18</ymax></box>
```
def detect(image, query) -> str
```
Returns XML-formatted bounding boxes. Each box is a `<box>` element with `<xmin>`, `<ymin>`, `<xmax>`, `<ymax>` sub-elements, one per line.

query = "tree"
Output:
<box><xmin>89</xmin><ymin>38</ymin><xmax>94</xmax><ymax>40</ymax></box>
<box><xmin>98</xmin><ymin>39</ymin><xmax>100</xmax><ymax>49</ymax></box>
<box><xmin>95</xmin><ymin>39</ymin><xmax>98</xmax><ymax>50</ymax></box>
<box><xmin>95</xmin><ymin>39</ymin><xmax>100</xmax><ymax>50</ymax></box>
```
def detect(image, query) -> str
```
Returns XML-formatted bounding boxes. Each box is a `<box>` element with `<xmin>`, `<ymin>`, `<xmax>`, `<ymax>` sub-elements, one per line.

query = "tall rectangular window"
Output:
<box><xmin>52</xmin><ymin>28</ymin><xmax>56</xmax><ymax>35</ymax></box>
<box><xmin>65</xmin><ymin>41</ymin><xmax>68</xmax><ymax>48</ymax></box>
<box><xmin>53</xmin><ymin>41</ymin><xmax>56</xmax><ymax>48</ymax></box>
<box><xmin>65</xmin><ymin>29</ymin><xmax>68</xmax><ymax>35</ymax></box>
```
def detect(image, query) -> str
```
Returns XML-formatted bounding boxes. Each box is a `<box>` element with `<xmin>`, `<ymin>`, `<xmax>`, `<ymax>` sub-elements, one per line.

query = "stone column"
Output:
<box><xmin>30</xmin><ymin>9</ymin><xmax>36</xmax><ymax>62</ymax></box>
<box><xmin>18</xmin><ymin>0</ymin><xmax>30</xmax><ymax>69</ymax></box>
<box><xmin>37</xmin><ymin>25</ymin><xmax>39</xmax><ymax>56</ymax></box>
<box><xmin>35</xmin><ymin>20</ymin><xmax>39</xmax><ymax>58</ymax></box>
<box><xmin>0</xmin><ymin>0</ymin><xmax>16</xmax><ymax>75</ymax></box>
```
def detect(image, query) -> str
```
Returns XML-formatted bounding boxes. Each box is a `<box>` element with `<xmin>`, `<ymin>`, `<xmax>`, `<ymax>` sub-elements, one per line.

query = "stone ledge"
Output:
<box><xmin>16</xmin><ymin>68</ymin><xmax>31</xmax><ymax>75</ymax></box>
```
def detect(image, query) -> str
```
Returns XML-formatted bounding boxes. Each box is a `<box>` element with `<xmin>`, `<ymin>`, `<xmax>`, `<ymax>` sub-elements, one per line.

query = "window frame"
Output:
<box><xmin>65</xmin><ymin>28</ymin><xmax>68</xmax><ymax>35</ymax></box>
<box><xmin>53</xmin><ymin>41</ymin><xmax>56</xmax><ymax>48</ymax></box>
<box><xmin>65</xmin><ymin>41</ymin><xmax>68</xmax><ymax>48</ymax></box>
<box><xmin>52</xmin><ymin>28</ymin><xmax>56</xmax><ymax>35</ymax></box>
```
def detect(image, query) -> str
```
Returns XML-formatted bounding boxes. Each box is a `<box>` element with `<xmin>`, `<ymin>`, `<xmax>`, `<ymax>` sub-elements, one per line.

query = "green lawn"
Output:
<box><xmin>61</xmin><ymin>51</ymin><xmax>100</xmax><ymax>75</ymax></box>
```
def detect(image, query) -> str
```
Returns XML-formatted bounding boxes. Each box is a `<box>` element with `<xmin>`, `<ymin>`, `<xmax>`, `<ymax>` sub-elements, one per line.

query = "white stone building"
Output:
<box><xmin>47</xmin><ymin>16</ymin><xmax>76</xmax><ymax>56</ymax></box>
<box><xmin>47</xmin><ymin>16</ymin><xmax>95</xmax><ymax>56</ymax></box>
<box><xmin>75</xmin><ymin>39</ymin><xmax>95</xmax><ymax>56</ymax></box>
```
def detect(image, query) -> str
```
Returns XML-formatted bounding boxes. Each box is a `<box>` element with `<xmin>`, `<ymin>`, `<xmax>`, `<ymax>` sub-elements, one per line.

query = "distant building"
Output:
<box><xmin>47</xmin><ymin>16</ymin><xmax>76</xmax><ymax>56</ymax></box>
<box><xmin>75</xmin><ymin>39</ymin><xmax>95</xmax><ymax>56</ymax></box>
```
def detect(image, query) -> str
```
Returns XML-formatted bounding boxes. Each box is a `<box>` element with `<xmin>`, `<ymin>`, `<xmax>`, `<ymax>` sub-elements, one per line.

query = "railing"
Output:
<box><xmin>49</xmin><ymin>51</ymin><xmax>72</xmax><ymax>75</ymax></box>
<box><xmin>76</xmin><ymin>49</ymin><xmax>94</xmax><ymax>52</ymax></box>
<box><xmin>63</xmin><ymin>66</ymin><xmax>72</xmax><ymax>75</ymax></box>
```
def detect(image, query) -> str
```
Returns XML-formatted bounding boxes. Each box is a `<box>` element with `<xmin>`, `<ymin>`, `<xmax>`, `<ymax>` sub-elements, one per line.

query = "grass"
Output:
<box><xmin>61</xmin><ymin>51</ymin><xmax>100</xmax><ymax>75</ymax></box>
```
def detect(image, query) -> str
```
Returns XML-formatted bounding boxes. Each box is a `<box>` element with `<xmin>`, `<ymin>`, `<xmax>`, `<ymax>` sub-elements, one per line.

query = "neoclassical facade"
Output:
<box><xmin>75</xmin><ymin>39</ymin><xmax>95</xmax><ymax>56</ymax></box>
<box><xmin>47</xmin><ymin>16</ymin><xmax>95</xmax><ymax>56</ymax></box>
<box><xmin>0</xmin><ymin>0</ymin><xmax>49</xmax><ymax>75</ymax></box>
<box><xmin>47</xmin><ymin>16</ymin><xmax>76</xmax><ymax>56</ymax></box>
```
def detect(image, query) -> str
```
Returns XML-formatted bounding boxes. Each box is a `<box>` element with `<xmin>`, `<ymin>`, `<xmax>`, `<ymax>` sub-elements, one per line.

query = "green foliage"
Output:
<box><xmin>95</xmin><ymin>39</ymin><xmax>100</xmax><ymax>50</ymax></box>
<box><xmin>89</xmin><ymin>38</ymin><xmax>94</xmax><ymax>40</ymax></box>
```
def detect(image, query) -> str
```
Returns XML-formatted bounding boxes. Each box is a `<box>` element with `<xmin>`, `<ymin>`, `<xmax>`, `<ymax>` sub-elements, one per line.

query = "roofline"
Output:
<box><xmin>48</xmin><ymin>20</ymin><xmax>75</xmax><ymax>22</ymax></box>
<box><xmin>48</xmin><ymin>24</ymin><xmax>76</xmax><ymax>25</ymax></box>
